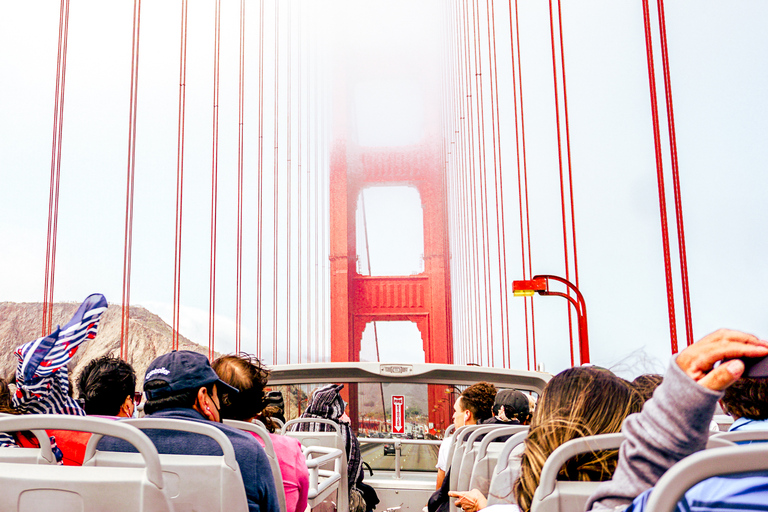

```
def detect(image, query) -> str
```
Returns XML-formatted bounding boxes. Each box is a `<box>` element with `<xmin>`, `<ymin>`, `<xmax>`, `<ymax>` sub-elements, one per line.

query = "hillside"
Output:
<box><xmin>0</xmin><ymin>301</ymin><xmax>216</xmax><ymax>390</ymax></box>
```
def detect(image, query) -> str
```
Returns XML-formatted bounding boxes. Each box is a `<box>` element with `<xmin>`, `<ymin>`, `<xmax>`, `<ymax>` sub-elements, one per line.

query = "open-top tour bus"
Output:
<box><xmin>268</xmin><ymin>362</ymin><xmax>551</xmax><ymax>512</ymax></box>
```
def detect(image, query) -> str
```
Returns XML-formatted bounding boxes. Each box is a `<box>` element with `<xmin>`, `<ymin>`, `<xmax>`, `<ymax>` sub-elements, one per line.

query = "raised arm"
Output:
<box><xmin>585</xmin><ymin>329</ymin><xmax>768</xmax><ymax>511</ymax></box>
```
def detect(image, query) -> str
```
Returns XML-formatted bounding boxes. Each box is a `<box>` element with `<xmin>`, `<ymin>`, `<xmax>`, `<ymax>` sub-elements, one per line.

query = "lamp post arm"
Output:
<box><xmin>534</xmin><ymin>275</ymin><xmax>590</xmax><ymax>364</ymax></box>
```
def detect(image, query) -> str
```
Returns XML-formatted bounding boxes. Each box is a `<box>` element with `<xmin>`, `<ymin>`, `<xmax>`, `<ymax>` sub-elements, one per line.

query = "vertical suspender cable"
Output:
<box><xmin>486</xmin><ymin>0</ymin><xmax>511</xmax><ymax>368</ymax></box>
<box><xmin>455</xmin><ymin>0</ymin><xmax>469</xmax><ymax>363</ymax></box>
<box><xmin>297</xmin><ymin>3</ymin><xmax>303</xmax><ymax>364</ymax></box>
<box><xmin>547</xmin><ymin>0</ymin><xmax>574</xmax><ymax>366</ymax></box>
<box><xmin>462</xmin><ymin>0</ymin><xmax>482</xmax><ymax>365</ymax></box>
<box><xmin>272</xmin><ymin>1</ymin><xmax>280</xmax><ymax>364</ymax></box>
<box><xmin>299</xmin><ymin>7</ymin><xmax>310</xmax><ymax>362</ymax></box>
<box><xmin>510</xmin><ymin>0</ymin><xmax>536</xmax><ymax>370</ymax></box>
<box><xmin>454</xmin><ymin>2</ymin><xmax>468</xmax><ymax>365</ymax></box>
<box><xmin>471</xmin><ymin>0</ymin><xmax>494</xmax><ymax>367</ymax></box>
<box><xmin>556</xmin><ymin>0</ymin><xmax>580</xmax><ymax>290</ymax></box>
<box><xmin>312</xmin><ymin>13</ymin><xmax>320</xmax><ymax>362</ymax></box>
<box><xmin>42</xmin><ymin>0</ymin><xmax>71</xmax><ymax>337</ymax></box>
<box><xmin>235</xmin><ymin>0</ymin><xmax>246</xmax><ymax>355</ymax></box>
<box><xmin>208</xmin><ymin>0</ymin><xmax>223</xmax><ymax>362</ymax></box>
<box><xmin>172</xmin><ymin>0</ymin><xmax>190</xmax><ymax>351</ymax></box>
<box><xmin>656</xmin><ymin>0</ymin><xmax>693</xmax><ymax>347</ymax></box>
<box><xmin>642</xmin><ymin>0</ymin><xmax>678</xmax><ymax>353</ymax></box>
<box><xmin>458</xmin><ymin>0</ymin><xmax>473</xmax><ymax>364</ymax></box>
<box><xmin>256</xmin><ymin>0</ymin><xmax>265</xmax><ymax>359</ymax></box>
<box><xmin>121</xmin><ymin>0</ymin><xmax>142</xmax><ymax>359</ymax></box>
<box><xmin>286</xmin><ymin>0</ymin><xmax>292</xmax><ymax>364</ymax></box>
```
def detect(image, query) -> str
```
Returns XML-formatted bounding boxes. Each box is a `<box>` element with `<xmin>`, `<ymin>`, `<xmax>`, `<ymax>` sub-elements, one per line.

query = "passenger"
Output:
<box><xmin>0</xmin><ymin>294</ymin><xmax>108</xmax><ymax>459</ymax></box>
<box><xmin>12</xmin><ymin>293</ymin><xmax>108</xmax><ymax>416</ymax></box>
<box><xmin>435</xmin><ymin>382</ymin><xmax>497</xmax><ymax>489</ymax></box>
<box><xmin>264</xmin><ymin>390</ymin><xmax>287</xmax><ymax>425</ymax></box>
<box><xmin>487</xmin><ymin>389</ymin><xmax>531</xmax><ymax>426</ymax></box>
<box><xmin>37</xmin><ymin>355</ymin><xmax>141</xmax><ymax>466</ymax></box>
<box><xmin>443</xmin><ymin>389</ymin><xmax>530</xmax><ymax>511</ymax></box>
<box><xmin>428</xmin><ymin>383</ymin><xmax>497</xmax><ymax>512</ymax></box>
<box><xmin>98</xmin><ymin>350</ymin><xmax>280</xmax><ymax>512</ymax></box>
<box><xmin>77</xmin><ymin>355</ymin><xmax>138</xmax><ymax>417</ymax></box>
<box><xmin>290</xmin><ymin>383</ymin><xmax>379</xmax><ymax>512</ymax></box>
<box><xmin>629</xmin><ymin>374</ymin><xmax>663</xmax><ymax>403</ymax></box>
<box><xmin>212</xmin><ymin>354</ymin><xmax>310</xmax><ymax>512</ymax></box>
<box><xmin>449</xmin><ymin>368</ymin><xmax>641</xmax><ymax>512</ymax></box>
<box><xmin>721</xmin><ymin>363</ymin><xmax>768</xmax><ymax>433</ymax></box>
<box><xmin>585</xmin><ymin>329</ymin><xmax>768</xmax><ymax>511</ymax></box>
<box><xmin>0</xmin><ymin>377</ymin><xmax>19</xmax><ymax>447</ymax></box>
<box><xmin>514</xmin><ymin>366</ymin><xmax>641</xmax><ymax>511</ymax></box>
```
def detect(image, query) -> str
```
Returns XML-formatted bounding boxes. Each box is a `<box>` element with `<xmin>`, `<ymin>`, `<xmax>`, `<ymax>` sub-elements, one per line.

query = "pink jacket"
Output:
<box><xmin>252</xmin><ymin>432</ymin><xmax>310</xmax><ymax>512</ymax></box>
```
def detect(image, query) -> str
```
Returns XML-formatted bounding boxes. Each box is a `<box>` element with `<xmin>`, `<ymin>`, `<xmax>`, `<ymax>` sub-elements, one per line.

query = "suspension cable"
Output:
<box><xmin>208</xmin><ymin>0</ymin><xmax>223</xmax><ymax>362</ymax></box>
<box><xmin>297</xmin><ymin>2</ymin><xmax>303</xmax><ymax>364</ymax></box>
<box><xmin>235</xmin><ymin>0</ymin><xmax>246</xmax><ymax>355</ymax></box>
<box><xmin>121</xmin><ymin>0</ymin><xmax>142</xmax><ymax>359</ymax></box>
<box><xmin>486</xmin><ymin>0</ymin><xmax>511</xmax><ymax>367</ymax></box>
<box><xmin>256</xmin><ymin>0</ymin><xmax>265</xmax><ymax>360</ymax></box>
<box><xmin>272</xmin><ymin>0</ymin><xmax>280</xmax><ymax>364</ymax></box>
<box><xmin>547</xmin><ymin>0</ymin><xmax>574</xmax><ymax>366</ymax></box>
<box><xmin>42</xmin><ymin>0</ymin><xmax>71</xmax><ymax>337</ymax></box>
<box><xmin>286</xmin><ymin>0</ymin><xmax>292</xmax><ymax>364</ymax></box>
<box><xmin>172</xmin><ymin>0</ymin><xmax>190</xmax><ymax>351</ymax></box>
<box><xmin>642</xmin><ymin>0</ymin><xmax>678</xmax><ymax>352</ymax></box>
<box><xmin>656</xmin><ymin>0</ymin><xmax>693</xmax><ymax>347</ymax></box>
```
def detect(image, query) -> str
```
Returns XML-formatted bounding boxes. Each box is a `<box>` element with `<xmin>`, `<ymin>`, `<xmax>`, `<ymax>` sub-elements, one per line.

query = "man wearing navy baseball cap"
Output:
<box><xmin>99</xmin><ymin>351</ymin><xmax>279</xmax><ymax>512</ymax></box>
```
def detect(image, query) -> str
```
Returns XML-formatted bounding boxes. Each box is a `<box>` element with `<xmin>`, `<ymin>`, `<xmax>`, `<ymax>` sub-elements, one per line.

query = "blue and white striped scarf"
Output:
<box><xmin>12</xmin><ymin>293</ymin><xmax>108</xmax><ymax>415</ymax></box>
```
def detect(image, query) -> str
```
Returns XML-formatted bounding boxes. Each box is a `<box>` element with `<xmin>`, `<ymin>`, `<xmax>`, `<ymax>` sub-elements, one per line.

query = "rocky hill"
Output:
<box><xmin>0</xmin><ymin>301</ymin><xmax>217</xmax><ymax>389</ymax></box>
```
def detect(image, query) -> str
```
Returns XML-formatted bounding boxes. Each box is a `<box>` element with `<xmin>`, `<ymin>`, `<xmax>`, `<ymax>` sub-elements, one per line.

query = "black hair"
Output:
<box><xmin>77</xmin><ymin>356</ymin><xmax>136</xmax><ymax>416</ymax></box>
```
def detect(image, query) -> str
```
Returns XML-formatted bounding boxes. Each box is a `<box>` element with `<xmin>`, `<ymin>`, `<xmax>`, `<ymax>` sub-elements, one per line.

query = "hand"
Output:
<box><xmin>676</xmin><ymin>329</ymin><xmax>768</xmax><ymax>391</ymax></box>
<box><xmin>448</xmin><ymin>489</ymin><xmax>487</xmax><ymax>512</ymax></box>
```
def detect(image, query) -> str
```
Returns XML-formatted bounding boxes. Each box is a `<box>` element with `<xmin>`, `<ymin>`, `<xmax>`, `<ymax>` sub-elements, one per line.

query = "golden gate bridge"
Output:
<box><xmin>2</xmin><ymin>0</ymin><xmax>762</xmax><ymax>377</ymax></box>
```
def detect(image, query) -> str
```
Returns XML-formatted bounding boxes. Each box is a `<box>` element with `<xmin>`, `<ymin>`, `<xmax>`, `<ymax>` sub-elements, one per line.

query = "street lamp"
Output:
<box><xmin>512</xmin><ymin>274</ymin><xmax>590</xmax><ymax>365</ymax></box>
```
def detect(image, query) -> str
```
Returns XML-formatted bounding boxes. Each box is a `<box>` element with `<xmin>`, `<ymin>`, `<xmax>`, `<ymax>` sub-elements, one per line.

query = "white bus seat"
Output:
<box><xmin>0</xmin><ymin>426</ymin><xmax>58</xmax><ymax>465</ymax></box>
<box><xmin>85</xmin><ymin>418</ymin><xmax>248</xmax><ymax>512</ymax></box>
<box><xmin>445</xmin><ymin>425</ymin><xmax>483</xmax><ymax>476</ymax></box>
<box><xmin>645</xmin><ymin>442</ymin><xmax>768</xmax><ymax>512</ymax></box>
<box><xmin>0</xmin><ymin>414</ymin><xmax>171</xmax><ymax>512</ymax></box>
<box><xmin>712</xmin><ymin>414</ymin><xmax>734</xmax><ymax>431</ymax></box>
<box><xmin>711</xmin><ymin>429</ymin><xmax>768</xmax><ymax>444</ymax></box>
<box><xmin>283</xmin><ymin>418</ymin><xmax>348</xmax><ymax>512</ymax></box>
<box><xmin>487</xmin><ymin>431</ymin><xmax>528</xmax><ymax>506</ymax></box>
<box><xmin>468</xmin><ymin>425</ymin><xmax>528</xmax><ymax>495</ymax></box>
<box><xmin>455</xmin><ymin>425</ymin><xmax>506</xmax><ymax>493</ymax></box>
<box><xmin>448</xmin><ymin>425</ymin><xmax>493</xmax><ymax>498</ymax></box>
<box><xmin>530</xmin><ymin>433</ymin><xmax>624</xmax><ymax>512</ymax></box>
<box><xmin>224</xmin><ymin>419</ymin><xmax>287</xmax><ymax>512</ymax></box>
<box><xmin>283</xmin><ymin>418</ymin><xmax>343</xmax><ymax>450</ymax></box>
<box><xmin>444</xmin><ymin>424</ymin><xmax>456</xmax><ymax>437</ymax></box>
<box><xmin>303</xmin><ymin>445</ymin><xmax>345</xmax><ymax>508</ymax></box>
<box><xmin>705</xmin><ymin>436</ymin><xmax>735</xmax><ymax>449</ymax></box>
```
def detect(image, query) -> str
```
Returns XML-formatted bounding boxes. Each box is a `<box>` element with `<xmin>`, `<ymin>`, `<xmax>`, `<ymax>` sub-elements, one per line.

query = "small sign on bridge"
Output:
<box><xmin>392</xmin><ymin>395</ymin><xmax>405</xmax><ymax>434</ymax></box>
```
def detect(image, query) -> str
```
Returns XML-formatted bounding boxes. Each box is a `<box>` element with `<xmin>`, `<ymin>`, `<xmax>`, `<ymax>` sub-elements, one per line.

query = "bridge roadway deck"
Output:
<box><xmin>361</xmin><ymin>441</ymin><xmax>439</xmax><ymax>472</ymax></box>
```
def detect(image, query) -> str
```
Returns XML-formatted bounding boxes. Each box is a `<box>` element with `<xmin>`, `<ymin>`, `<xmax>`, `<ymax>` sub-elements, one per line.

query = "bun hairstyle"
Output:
<box><xmin>211</xmin><ymin>354</ymin><xmax>271</xmax><ymax>427</ymax></box>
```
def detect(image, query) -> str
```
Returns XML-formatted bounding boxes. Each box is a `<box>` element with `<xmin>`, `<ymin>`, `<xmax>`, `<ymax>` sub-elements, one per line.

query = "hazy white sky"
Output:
<box><xmin>1</xmin><ymin>0</ymin><xmax>766</xmax><ymax>378</ymax></box>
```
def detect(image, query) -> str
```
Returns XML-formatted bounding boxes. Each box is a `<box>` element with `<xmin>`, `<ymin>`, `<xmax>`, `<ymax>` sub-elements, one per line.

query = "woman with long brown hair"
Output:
<box><xmin>450</xmin><ymin>367</ymin><xmax>641</xmax><ymax>512</ymax></box>
<box><xmin>513</xmin><ymin>366</ymin><xmax>641</xmax><ymax>511</ymax></box>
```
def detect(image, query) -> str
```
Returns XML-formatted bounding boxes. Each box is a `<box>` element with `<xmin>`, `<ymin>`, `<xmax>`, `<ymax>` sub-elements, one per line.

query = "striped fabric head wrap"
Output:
<box><xmin>12</xmin><ymin>293</ymin><xmax>108</xmax><ymax>416</ymax></box>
